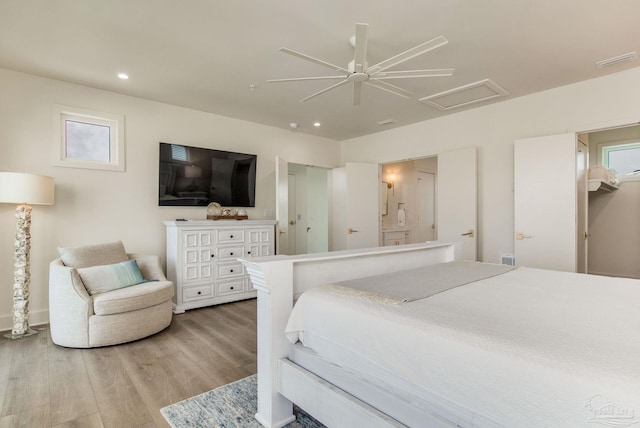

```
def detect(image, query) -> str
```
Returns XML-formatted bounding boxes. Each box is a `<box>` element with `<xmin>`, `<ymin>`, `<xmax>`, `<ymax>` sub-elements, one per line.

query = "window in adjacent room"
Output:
<box><xmin>53</xmin><ymin>104</ymin><xmax>125</xmax><ymax>171</ymax></box>
<box><xmin>598</xmin><ymin>140</ymin><xmax>640</xmax><ymax>181</ymax></box>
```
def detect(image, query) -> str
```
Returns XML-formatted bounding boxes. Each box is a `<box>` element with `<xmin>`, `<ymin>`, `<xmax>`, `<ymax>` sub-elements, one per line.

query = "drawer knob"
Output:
<box><xmin>211</xmin><ymin>254</ymin><xmax>215</xmax><ymax>258</ymax></box>
<box><xmin>230</xmin><ymin>269</ymin><xmax>234</xmax><ymax>273</ymax></box>
<box><xmin>230</xmin><ymin>286</ymin><xmax>234</xmax><ymax>290</ymax></box>
<box><xmin>247</xmin><ymin>251</ymin><xmax>251</xmax><ymax>254</ymax></box>
<box><xmin>197</xmin><ymin>291</ymin><xmax>202</xmax><ymax>295</ymax></box>
<box><xmin>230</xmin><ymin>235</ymin><xmax>234</xmax><ymax>238</ymax></box>
<box><xmin>230</xmin><ymin>252</ymin><xmax>234</xmax><ymax>256</ymax></box>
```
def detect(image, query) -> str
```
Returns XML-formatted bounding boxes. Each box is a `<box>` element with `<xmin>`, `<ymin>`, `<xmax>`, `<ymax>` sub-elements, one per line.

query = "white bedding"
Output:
<box><xmin>285</xmin><ymin>266</ymin><xmax>640</xmax><ymax>427</ymax></box>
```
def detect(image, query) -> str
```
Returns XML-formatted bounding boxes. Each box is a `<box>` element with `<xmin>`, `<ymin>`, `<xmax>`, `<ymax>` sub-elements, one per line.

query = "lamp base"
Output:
<box><xmin>4</xmin><ymin>329</ymin><xmax>38</xmax><ymax>340</ymax></box>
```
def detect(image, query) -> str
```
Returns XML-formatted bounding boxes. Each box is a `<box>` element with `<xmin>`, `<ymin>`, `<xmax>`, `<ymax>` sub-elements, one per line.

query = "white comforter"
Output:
<box><xmin>285</xmin><ymin>266</ymin><xmax>640</xmax><ymax>427</ymax></box>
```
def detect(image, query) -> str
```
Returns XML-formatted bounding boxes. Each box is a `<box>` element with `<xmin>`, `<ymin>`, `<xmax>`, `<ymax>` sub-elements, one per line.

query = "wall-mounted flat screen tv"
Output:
<box><xmin>159</xmin><ymin>142</ymin><xmax>256</xmax><ymax>207</ymax></box>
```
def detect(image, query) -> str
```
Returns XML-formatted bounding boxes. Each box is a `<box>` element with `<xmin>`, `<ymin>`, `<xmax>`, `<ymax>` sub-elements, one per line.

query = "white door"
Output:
<box><xmin>576</xmin><ymin>139</ymin><xmax>588</xmax><ymax>274</ymax></box>
<box><xmin>287</xmin><ymin>172</ymin><xmax>297</xmax><ymax>254</ymax></box>
<box><xmin>416</xmin><ymin>171</ymin><xmax>436</xmax><ymax>242</ymax></box>
<box><xmin>275</xmin><ymin>156</ymin><xmax>289</xmax><ymax>255</ymax></box>
<box><xmin>346</xmin><ymin>163</ymin><xmax>380</xmax><ymax>249</ymax></box>
<box><xmin>437</xmin><ymin>147</ymin><xmax>477</xmax><ymax>261</ymax></box>
<box><xmin>331</xmin><ymin>163</ymin><xmax>380</xmax><ymax>250</ymax></box>
<box><xmin>514</xmin><ymin>133</ymin><xmax>577</xmax><ymax>272</ymax></box>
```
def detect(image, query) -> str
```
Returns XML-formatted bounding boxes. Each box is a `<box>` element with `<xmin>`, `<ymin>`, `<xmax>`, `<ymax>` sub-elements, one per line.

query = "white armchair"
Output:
<box><xmin>49</xmin><ymin>241</ymin><xmax>174</xmax><ymax>348</ymax></box>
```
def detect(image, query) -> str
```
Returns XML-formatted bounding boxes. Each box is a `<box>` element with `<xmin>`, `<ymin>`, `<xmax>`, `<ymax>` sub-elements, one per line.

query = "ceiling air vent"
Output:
<box><xmin>596</xmin><ymin>51</ymin><xmax>637</xmax><ymax>68</ymax></box>
<box><xmin>419</xmin><ymin>79</ymin><xmax>508</xmax><ymax>111</ymax></box>
<box><xmin>376</xmin><ymin>118</ymin><xmax>397</xmax><ymax>126</ymax></box>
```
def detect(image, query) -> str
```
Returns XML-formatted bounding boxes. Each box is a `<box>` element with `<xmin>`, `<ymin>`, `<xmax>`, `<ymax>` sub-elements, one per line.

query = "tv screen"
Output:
<box><xmin>159</xmin><ymin>142</ymin><xmax>256</xmax><ymax>207</ymax></box>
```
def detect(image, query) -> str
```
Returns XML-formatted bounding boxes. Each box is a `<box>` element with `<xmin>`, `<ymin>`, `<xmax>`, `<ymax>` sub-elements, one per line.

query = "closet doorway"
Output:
<box><xmin>514</xmin><ymin>123</ymin><xmax>640</xmax><ymax>279</ymax></box>
<box><xmin>583</xmin><ymin>124</ymin><xmax>640</xmax><ymax>279</ymax></box>
<box><xmin>276</xmin><ymin>158</ymin><xmax>330</xmax><ymax>256</ymax></box>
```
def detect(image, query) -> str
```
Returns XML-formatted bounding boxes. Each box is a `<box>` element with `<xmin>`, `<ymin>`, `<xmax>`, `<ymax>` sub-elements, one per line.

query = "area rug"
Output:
<box><xmin>161</xmin><ymin>374</ymin><xmax>325</xmax><ymax>427</ymax></box>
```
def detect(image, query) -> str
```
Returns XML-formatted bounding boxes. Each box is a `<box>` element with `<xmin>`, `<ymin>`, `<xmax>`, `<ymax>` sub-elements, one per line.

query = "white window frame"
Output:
<box><xmin>52</xmin><ymin>104</ymin><xmax>125</xmax><ymax>171</ymax></box>
<box><xmin>596</xmin><ymin>138</ymin><xmax>640</xmax><ymax>182</ymax></box>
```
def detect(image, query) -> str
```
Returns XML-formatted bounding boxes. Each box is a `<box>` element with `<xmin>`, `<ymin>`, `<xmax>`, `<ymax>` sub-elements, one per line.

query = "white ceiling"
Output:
<box><xmin>1</xmin><ymin>0</ymin><xmax>639</xmax><ymax>141</ymax></box>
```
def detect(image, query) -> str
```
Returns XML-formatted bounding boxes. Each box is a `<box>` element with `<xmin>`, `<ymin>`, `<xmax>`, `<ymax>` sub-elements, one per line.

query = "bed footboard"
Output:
<box><xmin>278</xmin><ymin>359</ymin><xmax>403</xmax><ymax>427</ymax></box>
<box><xmin>240</xmin><ymin>242</ymin><xmax>456</xmax><ymax>428</ymax></box>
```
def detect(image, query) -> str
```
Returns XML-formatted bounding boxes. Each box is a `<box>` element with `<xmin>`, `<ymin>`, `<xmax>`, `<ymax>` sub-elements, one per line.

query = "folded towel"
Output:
<box><xmin>589</xmin><ymin>166</ymin><xmax>616</xmax><ymax>183</ymax></box>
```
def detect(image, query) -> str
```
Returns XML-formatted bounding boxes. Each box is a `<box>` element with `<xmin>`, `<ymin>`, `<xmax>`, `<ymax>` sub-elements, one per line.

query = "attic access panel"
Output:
<box><xmin>419</xmin><ymin>79</ymin><xmax>508</xmax><ymax>111</ymax></box>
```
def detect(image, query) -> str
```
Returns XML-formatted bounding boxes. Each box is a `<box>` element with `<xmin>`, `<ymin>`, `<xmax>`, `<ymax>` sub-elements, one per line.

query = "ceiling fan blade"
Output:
<box><xmin>365</xmin><ymin>80</ymin><xmax>413</xmax><ymax>99</ymax></box>
<box><xmin>353</xmin><ymin>82</ymin><xmax>362</xmax><ymax>106</ymax></box>
<box><xmin>268</xmin><ymin>75</ymin><xmax>350</xmax><ymax>83</ymax></box>
<box><xmin>300</xmin><ymin>79</ymin><xmax>350</xmax><ymax>102</ymax></box>
<box><xmin>279</xmin><ymin>47</ymin><xmax>351</xmax><ymax>74</ymax></box>
<box><xmin>366</xmin><ymin>36</ymin><xmax>448</xmax><ymax>75</ymax></box>
<box><xmin>353</xmin><ymin>23</ymin><xmax>369</xmax><ymax>73</ymax></box>
<box><xmin>371</xmin><ymin>68</ymin><xmax>455</xmax><ymax>79</ymax></box>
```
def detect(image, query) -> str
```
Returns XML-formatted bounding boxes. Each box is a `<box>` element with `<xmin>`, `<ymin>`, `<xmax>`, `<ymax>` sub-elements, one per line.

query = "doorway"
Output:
<box><xmin>514</xmin><ymin>123</ymin><xmax>640</xmax><ymax>278</ymax></box>
<box><xmin>381</xmin><ymin>158</ymin><xmax>437</xmax><ymax>244</ymax></box>
<box><xmin>278</xmin><ymin>161</ymin><xmax>330</xmax><ymax>255</ymax></box>
<box><xmin>584</xmin><ymin>124</ymin><xmax>640</xmax><ymax>279</ymax></box>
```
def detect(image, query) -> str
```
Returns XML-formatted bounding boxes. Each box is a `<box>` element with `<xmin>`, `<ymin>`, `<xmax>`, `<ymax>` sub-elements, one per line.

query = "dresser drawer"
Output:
<box><xmin>182</xmin><ymin>284</ymin><xmax>214</xmax><ymax>302</ymax></box>
<box><xmin>217</xmin><ymin>279</ymin><xmax>247</xmax><ymax>296</ymax></box>
<box><xmin>216</xmin><ymin>245</ymin><xmax>245</xmax><ymax>261</ymax></box>
<box><xmin>216</xmin><ymin>261</ymin><xmax>245</xmax><ymax>279</ymax></box>
<box><xmin>216</xmin><ymin>229</ymin><xmax>245</xmax><ymax>244</ymax></box>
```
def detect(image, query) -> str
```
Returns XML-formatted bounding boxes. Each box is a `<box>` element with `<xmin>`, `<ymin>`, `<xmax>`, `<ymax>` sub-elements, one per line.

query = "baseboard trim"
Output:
<box><xmin>588</xmin><ymin>270</ymin><xmax>640</xmax><ymax>280</ymax></box>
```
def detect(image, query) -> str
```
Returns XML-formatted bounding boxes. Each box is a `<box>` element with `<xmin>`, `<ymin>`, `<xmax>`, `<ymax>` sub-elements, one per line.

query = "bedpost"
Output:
<box><xmin>242</xmin><ymin>258</ymin><xmax>296</xmax><ymax>428</ymax></box>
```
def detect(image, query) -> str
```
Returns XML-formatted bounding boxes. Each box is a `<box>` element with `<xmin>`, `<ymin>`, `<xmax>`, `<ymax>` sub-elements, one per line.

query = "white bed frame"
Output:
<box><xmin>239</xmin><ymin>242</ymin><xmax>457</xmax><ymax>428</ymax></box>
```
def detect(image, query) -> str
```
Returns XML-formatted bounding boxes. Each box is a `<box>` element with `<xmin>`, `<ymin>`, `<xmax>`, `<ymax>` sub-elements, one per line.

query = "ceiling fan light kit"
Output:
<box><xmin>268</xmin><ymin>23</ymin><xmax>454</xmax><ymax>106</ymax></box>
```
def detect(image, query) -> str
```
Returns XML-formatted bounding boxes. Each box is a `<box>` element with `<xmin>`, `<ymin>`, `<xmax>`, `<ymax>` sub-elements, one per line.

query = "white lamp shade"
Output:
<box><xmin>0</xmin><ymin>172</ymin><xmax>55</xmax><ymax>205</ymax></box>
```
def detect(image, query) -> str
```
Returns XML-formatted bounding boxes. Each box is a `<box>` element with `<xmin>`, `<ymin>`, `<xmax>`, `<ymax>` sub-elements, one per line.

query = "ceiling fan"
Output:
<box><xmin>268</xmin><ymin>23</ymin><xmax>454</xmax><ymax>106</ymax></box>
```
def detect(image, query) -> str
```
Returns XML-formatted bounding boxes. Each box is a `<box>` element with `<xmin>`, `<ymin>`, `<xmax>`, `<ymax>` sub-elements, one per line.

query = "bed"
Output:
<box><xmin>239</xmin><ymin>242</ymin><xmax>640</xmax><ymax>428</ymax></box>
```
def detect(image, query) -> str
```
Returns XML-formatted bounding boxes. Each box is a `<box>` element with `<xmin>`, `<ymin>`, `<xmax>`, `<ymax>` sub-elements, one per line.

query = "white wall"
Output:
<box><xmin>342</xmin><ymin>67</ymin><xmax>640</xmax><ymax>263</ymax></box>
<box><xmin>0</xmin><ymin>68</ymin><xmax>341</xmax><ymax>330</ymax></box>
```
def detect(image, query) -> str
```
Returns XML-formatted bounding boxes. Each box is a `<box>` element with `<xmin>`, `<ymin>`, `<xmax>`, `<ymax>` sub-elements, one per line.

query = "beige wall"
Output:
<box><xmin>342</xmin><ymin>67</ymin><xmax>640</xmax><ymax>264</ymax></box>
<box><xmin>0</xmin><ymin>68</ymin><xmax>341</xmax><ymax>330</ymax></box>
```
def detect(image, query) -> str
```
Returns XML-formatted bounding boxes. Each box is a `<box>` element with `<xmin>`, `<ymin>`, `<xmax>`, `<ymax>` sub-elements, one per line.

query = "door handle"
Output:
<box><xmin>516</xmin><ymin>231</ymin><xmax>532</xmax><ymax>240</ymax></box>
<box><xmin>289</xmin><ymin>220</ymin><xmax>296</xmax><ymax>225</ymax></box>
<box><xmin>461</xmin><ymin>229</ymin><xmax>474</xmax><ymax>238</ymax></box>
<box><xmin>348</xmin><ymin>228</ymin><xmax>359</xmax><ymax>234</ymax></box>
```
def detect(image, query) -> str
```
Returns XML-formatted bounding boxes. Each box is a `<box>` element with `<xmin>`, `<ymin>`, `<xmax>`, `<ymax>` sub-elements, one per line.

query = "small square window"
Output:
<box><xmin>53</xmin><ymin>104</ymin><xmax>125</xmax><ymax>171</ymax></box>
<box><xmin>599</xmin><ymin>140</ymin><xmax>640</xmax><ymax>181</ymax></box>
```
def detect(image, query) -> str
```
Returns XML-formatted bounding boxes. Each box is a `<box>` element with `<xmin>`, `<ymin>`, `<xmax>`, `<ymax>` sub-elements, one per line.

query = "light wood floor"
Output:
<box><xmin>0</xmin><ymin>299</ymin><xmax>257</xmax><ymax>428</ymax></box>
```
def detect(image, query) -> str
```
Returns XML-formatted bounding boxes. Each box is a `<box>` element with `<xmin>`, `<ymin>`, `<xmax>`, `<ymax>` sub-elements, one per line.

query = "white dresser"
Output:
<box><xmin>164</xmin><ymin>220</ymin><xmax>276</xmax><ymax>313</ymax></box>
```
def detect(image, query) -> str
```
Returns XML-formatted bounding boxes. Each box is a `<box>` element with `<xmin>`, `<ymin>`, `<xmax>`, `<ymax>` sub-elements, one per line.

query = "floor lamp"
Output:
<box><xmin>0</xmin><ymin>172</ymin><xmax>54</xmax><ymax>339</ymax></box>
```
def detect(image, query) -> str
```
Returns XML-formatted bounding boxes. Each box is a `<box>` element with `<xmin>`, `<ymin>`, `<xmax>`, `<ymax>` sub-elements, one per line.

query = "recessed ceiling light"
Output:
<box><xmin>117</xmin><ymin>73</ymin><xmax>129</xmax><ymax>80</ymax></box>
<box><xmin>313</xmin><ymin>122</ymin><xmax>321</xmax><ymax>127</ymax></box>
<box><xmin>289</xmin><ymin>122</ymin><xmax>298</xmax><ymax>129</ymax></box>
